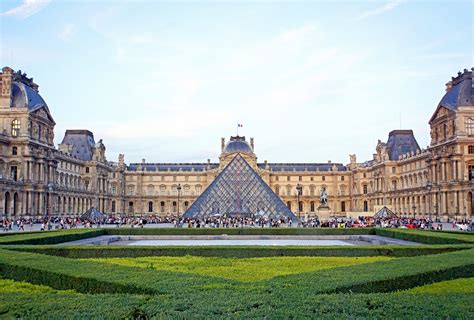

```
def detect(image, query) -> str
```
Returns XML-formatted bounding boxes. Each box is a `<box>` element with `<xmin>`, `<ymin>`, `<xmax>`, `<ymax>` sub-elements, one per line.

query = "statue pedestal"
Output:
<box><xmin>317</xmin><ymin>205</ymin><xmax>331</xmax><ymax>221</ymax></box>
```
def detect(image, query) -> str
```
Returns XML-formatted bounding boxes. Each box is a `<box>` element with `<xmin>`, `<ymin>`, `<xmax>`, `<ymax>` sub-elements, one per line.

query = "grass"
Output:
<box><xmin>407</xmin><ymin>277</ymin><xmax>474</xmax><ymax>293</ymax></box>
<box><xmin>0</xmin><ymin>277</ymin><xmax>78</xmax><ymax>295</ymax></box>
<box><xmin>0</xmin><ymin>228</ymin><xmax>473</xmax><ymax>318</ymax></box>
<box><xmin>86</xmin><ymin>256</ymin><xmax>393</xmax><ymax>282</ymax></box>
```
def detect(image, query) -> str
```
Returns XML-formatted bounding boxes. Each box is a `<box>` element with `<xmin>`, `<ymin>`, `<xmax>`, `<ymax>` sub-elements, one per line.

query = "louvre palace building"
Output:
<box><xmin>1</xmin><ymin>66</ymin><xmax>474</xmax><ymax>222</ymax></box>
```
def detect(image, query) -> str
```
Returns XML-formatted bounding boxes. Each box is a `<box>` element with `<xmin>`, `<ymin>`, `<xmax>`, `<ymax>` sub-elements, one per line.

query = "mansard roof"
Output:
<box><xmin>386</xmin><ymin>130</ymin><xmax>420</xmax><ymax>161</ymax></box>
<box><xmin>258</xmin><ymin>163</ymin><xmax>347</xmax><ymax>172</ymax></box>
<box><xmin>438</xmin><ymin>68</ymin><xmax>473</xmax><ymax>110</ymax></box>
<box><xmin>127</xmin><ymin>163</ymin><xmax>219</xmax><ymax>172</ymax></box>
<box><xmin>60</xmin><ymin>130</ymin><xmax>96</xmax><ymax>161</ymax></box>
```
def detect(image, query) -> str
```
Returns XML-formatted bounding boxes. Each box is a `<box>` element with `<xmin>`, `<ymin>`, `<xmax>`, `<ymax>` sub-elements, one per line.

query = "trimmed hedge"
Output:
<box><xmin>1</xmin><ymin>248</ymin><xmax>473</xmax><ymax>296</ymax></box>
<box><xmin>5</xmin><ymin>244</ymin><xmax>472</xmax><ymax>258</ymax></box>
<box><xmin>375</xmin><ymin>228</ymin><xmax>474</xmax><ymax>244</ymax></box>
<box><xmin>0</xmin><ymin>229</ymin><xmax>105</xmax><ymax>245</ymax></box>
<box><xmin>0</xmin><ymin>291</ymin><xmax>473</xmax><ymax>319</ymax></box>
<box><xmin>268</xmin><ymin>248</ymin><xmax>474</xmax><ymax>295</ymax></box>
<box><xmin>105</xmin><ymin>227</ymin><xmax>376</xmax><ymax>236</ymax></box>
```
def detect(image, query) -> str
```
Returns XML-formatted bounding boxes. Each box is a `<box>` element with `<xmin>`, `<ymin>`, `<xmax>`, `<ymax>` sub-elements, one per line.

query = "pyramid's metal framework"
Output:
<box><xmin>183</xmin><ymin>154</ymin><xmax>297</xmax><ymax>221</ymax></box>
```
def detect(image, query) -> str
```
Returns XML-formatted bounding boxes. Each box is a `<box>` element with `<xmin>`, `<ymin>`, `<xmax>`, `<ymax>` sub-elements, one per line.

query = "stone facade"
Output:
<box><xmin>1</xmin><ymin>66</ymin><xmax>473</xmax><ymax>221</ymax></box>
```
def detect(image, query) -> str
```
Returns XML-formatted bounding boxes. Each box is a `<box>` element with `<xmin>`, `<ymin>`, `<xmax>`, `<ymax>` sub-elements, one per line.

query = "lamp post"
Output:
<box><xmin>426</xmin><ymin>181</ymin><xmax>432</xmax><ymax>229</ymax></box>
<box><xmin>296</xmin><ymin>183</ymin><xmax>303</xmax><ymax>226</ymax></box>
<box><xmin>46</xmin><ymin>182</ymin><xmax>54</xmax><ymax>221</ymax></box>
<box><xmin>177</xmin><ymin>184</ymin><xmax>182</xmax><ymax>216</ymax></box>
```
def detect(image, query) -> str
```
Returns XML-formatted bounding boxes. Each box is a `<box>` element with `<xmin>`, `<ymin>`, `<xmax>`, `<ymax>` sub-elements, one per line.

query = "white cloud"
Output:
<box><xmin>0</xmin><ymin>0</ymin><xmax>51</xmax><ymax>18</ymax></box>
<box><xmin>356</xmin><ymin>0</ymin><xmax>403</xmax><ymax>20</ymax></box>
<box><xmin>58</xmin><ymin>23</ymin><xmax>76</xmax><ymax>41</ymax></box>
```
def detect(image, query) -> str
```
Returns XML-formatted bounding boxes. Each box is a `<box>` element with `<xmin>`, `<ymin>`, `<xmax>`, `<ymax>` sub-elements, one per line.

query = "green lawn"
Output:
<box><xmin>407</xmin><ymin>277</ymin><xmax>474</xmax><ymax>293</ymax></box>
<box><xmin>86</xmin><ymin>256</ymin><xmax>392</xmax><ymax>282</ymax></box>
<box><xmin>0</xmin><ymin>228</ymin><xmax>473</xmax><ymax>318</ymax></box>
<box><xmin>0</xmin><ymin>277</ymin><xmax>78</xmax><ymax>295</ymax></box>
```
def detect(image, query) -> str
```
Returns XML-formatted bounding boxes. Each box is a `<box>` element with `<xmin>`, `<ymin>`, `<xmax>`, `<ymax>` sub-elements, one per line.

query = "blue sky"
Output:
<box><xmin>1</xmin><ymin>0</ymin><xmax>472</xmax><ymax>164</ymax></box>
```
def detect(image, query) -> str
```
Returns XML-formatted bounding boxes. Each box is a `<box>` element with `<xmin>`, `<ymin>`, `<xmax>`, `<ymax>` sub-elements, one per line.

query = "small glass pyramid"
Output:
<box><xmin>183</xmin><ymin>154</ymin><xmax>297</xmax><ymax>221</ymax></box>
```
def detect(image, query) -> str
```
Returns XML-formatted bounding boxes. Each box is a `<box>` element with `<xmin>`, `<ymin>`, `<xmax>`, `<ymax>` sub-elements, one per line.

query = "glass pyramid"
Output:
<box><xmin>183</xmin><ymin>154</ymin><xmax>297</xmax><ymax>221</ymax></box>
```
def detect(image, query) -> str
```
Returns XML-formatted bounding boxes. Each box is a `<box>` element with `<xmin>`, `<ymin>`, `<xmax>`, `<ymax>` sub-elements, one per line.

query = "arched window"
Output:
<box><xmin>184</xmin><ymin>201</ymin><xmax>189</xmax><ymax>209</ymax></box>
<box><xmin>286</xmin><ymin>201</ymin><xmax>291</xmax><ymax>210</ymax></box>
<box><xmin>160</xmin><ymin>201</ymin><xmax>165</xmax><ymax>212</ymax></box>
<box><xmin>148</xmin><ymin>201</ymin><xmax>153</xmax><ymax>213</ymax></box>
<box><xmin>195</xmin><ymin>185</ymin><xmax>202</xmax><ymax>195</ymax></box>
<box><xmin>183</xmin><ymin>185</ymin><xmax>190</xmax><ymax>196</ymax></box>
<box><xmin>11</xmin><ymin>119</ymin><xmax>20</xmax><ymax>137</ymax></box>
<box><xmin>298</xmin><ymin>201</ymin><xmax>303</xmax><ymax>212</ymax></box>
<box><xmin>128</xmin><ymin>201</ymin><xmax>134</xmax><ymax>213</ymax></box>
<box><xmin>172</xmin><ymin>201</ymin><xmax>177</xmax><ymax>213</ymax></box>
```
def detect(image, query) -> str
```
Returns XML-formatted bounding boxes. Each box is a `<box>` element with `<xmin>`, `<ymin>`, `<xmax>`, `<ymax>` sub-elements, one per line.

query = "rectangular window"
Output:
<box><xmin>298</xmin><ymin>176</ymin><xmax>302</xmax><ymax>181</ymax></box>
<box><xmin>341</xmin><ymin>201</ymin><xmax>346</xmax><ymax>212</ymax></box>
<box><xmin>392</xmin><ymin>167</ymin><xmax>396</xmax><ymax>173</ymax></box>
<box><xmin>322</xmin><ymin>176</ymin><xmax>326</xmax><ymax>181</ymax></box>
<box><xmin>12</xmin><ymin>146</ymin><xmax>17</xmax><ymax>155</ymax></box>
<box><xmin>363</xmin><ymin>184</ymin><xmax>368</xmax><ymax>194</ymax></box>
<box><xmin>469</xmin><ymin>166</ymin><xmax>474</xmax><ymax>181</ymax></box>
<box><xmin>287</xmin><ymin>176</ymin><xmax>290</xmax><ymax>181</ymax></box>
<box><xmin>85</xmin><ymin>167</ymin><xmax>89</xmax><ymax>173</ymax></box>
<box><xmin>11</xmin><ymin>166</ymin><xmax>18</xmax><ymax>181</ymax></box>
<box><xmin>468</xmin><ymin>146</ymin><xmax>474</xmax><ymax>154</ymax></box>
<box><xmin>111</xmin><ymin>201</ymin><xmax>116</xmax><ymax>213</ymax></box>
<box><xmin>341</xmin><ymin>176</ymin><xmax>344</xmax><ymax>181</ymax></box>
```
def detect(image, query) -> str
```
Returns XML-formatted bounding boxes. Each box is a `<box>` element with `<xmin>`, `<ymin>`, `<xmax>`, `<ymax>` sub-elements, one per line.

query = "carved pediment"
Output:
<box><xmin>429</xmin><ymin>106</ymin><xmax>453</xmax><ymax>124</ymax></box>
<box><xmin>32</xmin><ymin>106</ymin><xmax>55</xmax><ymax>124</ymax></box>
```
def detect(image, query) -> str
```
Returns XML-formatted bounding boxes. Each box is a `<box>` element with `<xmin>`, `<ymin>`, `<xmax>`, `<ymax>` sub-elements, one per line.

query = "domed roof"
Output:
<box><xmin>223</xmin><ymin>136</ymin><xmax>254</xmax><ymax>154</ymax></box>
<box><xmin>438</xmin><ymin>68</ymin><xmax>473</xmax><ymax>110</ymax></box>
<box><xmin>11</xmin><ymin>73</ymin><xmax>48</xmax><ymax>111</ymax></box>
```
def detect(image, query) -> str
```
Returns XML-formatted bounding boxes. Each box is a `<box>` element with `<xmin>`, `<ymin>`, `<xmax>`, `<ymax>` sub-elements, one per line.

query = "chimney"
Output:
<box><xmin>221</xmin><ymin>137</ymin><xmax>225</xmax><ymax>152</ymax></box>
<box><xmin>250</xmin><ymin>137</ymin><xmax>254</xmax><ymax>150</ymax></box>
<box><xmin>1</xmin><ymin>67</ymin><xmax>13</xmax><ymax>107</ymax></box>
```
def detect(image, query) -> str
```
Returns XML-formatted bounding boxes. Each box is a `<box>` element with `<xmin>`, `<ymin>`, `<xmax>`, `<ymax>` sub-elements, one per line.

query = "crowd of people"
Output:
<box><xmin>1</xmin><ymin>214</ymin><xmax>473</xmax><ymax>232</ymax></box>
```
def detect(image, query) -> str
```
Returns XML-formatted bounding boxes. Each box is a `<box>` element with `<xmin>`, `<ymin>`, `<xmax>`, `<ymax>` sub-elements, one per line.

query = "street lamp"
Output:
<box><xmin>46</xmin><ymin>182</ymin><xmax>54</xmax><ymax>221</ymax></box>
<box><xmin>426</xmin><ymin>181</ymin><xmax>432</xmax><ymax>229</ymax></box>
<box><xmin>177</xmin><ymin>184</ymin><xmax>182</xmax><ymax>216</ymax></box>
<box><xmin>296</xmin><ymin>183</ymin><xmax>303</xmax><ymax>226</ymax></box>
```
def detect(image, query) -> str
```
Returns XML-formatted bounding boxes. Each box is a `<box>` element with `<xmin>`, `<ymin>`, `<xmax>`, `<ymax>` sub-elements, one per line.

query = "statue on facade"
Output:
<box><xmin>320</xmin><ymin>187</ymin><xmax>328</xmax><ymax>206</ymax></box>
